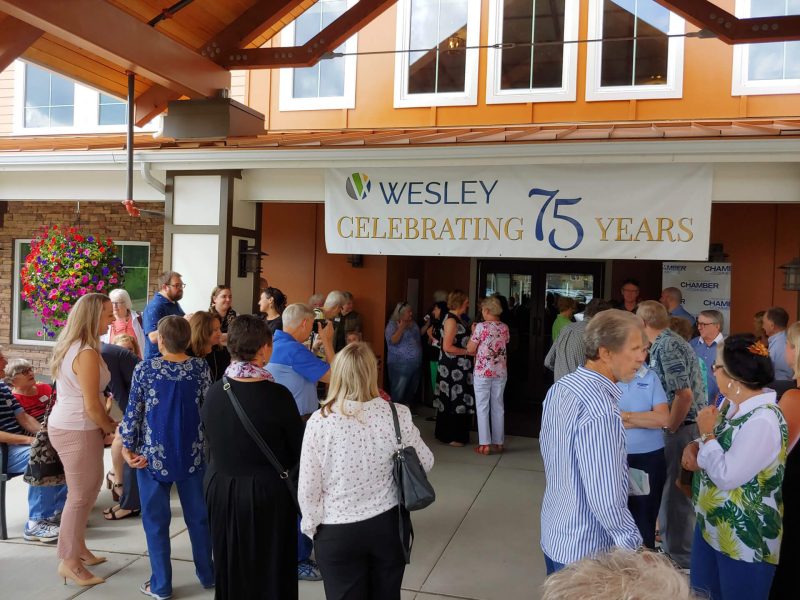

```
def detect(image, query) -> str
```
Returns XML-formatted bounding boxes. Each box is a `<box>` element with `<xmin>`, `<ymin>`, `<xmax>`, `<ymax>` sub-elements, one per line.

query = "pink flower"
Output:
<box><xmin>74</xmin><ymin>263</ymin><xmax>81</xmax><ymax>269</ymax></box>
<box><xmin>91</xmin><ymin>260</ymin><xmax>98</xmax><ymax>266</ymax></box>
<box><xmin>96</xmin><ymin>281</ymin><xmax>104</xmax><ymax>290</ymax></box>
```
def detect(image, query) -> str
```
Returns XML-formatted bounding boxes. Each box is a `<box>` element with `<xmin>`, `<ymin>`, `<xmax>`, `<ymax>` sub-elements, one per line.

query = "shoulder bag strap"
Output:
<box><xmin>388</xmin><ymin>400</ymin><xmax>412</xmax><ymax>563</ymax></box>
<box><xmin>222</xmin><ymin>376</ymin><xmax>289</xmax><ymax>480</ymax></box>
<box><xmin>39</xmin><ymin>383</ymin><xmax>57</xmax><ymax>430</ymax></box>
<box><xmin>388</xmin><ymin>399</ymin><xmax>404</xmax><ymax>448</ymax></box>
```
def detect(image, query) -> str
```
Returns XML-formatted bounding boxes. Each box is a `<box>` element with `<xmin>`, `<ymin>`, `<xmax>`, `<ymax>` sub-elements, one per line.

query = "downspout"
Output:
<box><xmin>140</xmin><ymin>162</ymin><xmax>165</xmax><ymax>195</ymax></box>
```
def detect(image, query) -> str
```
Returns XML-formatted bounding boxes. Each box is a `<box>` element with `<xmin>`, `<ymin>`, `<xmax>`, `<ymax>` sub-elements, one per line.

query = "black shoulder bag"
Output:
<box><xmin>388</xmin><ymin>401</ymin><xmax>435</xmax><ymax>563</ymax></box>
<box><xmin>24</xmin><ymin>386</ymin><xmax>66</xmax><ymax>487</ymax></box>
<box><xmin>222</xmin><ymin>377</ymin><xmax>301</xmax><ymax>515</ymax></box>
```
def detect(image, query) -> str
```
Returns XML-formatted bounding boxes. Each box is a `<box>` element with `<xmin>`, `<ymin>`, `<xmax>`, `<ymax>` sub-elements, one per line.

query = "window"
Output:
<box><xmin>23</xmin><ymin>63</ymin><xmax>75</xmax><ymax>128</ymax></box>
<box><xmin>732</xmin><ymin>0</ymin><xmax>800</xmax><ymax>95</ymax></box>
<box><xmin>585</xmin><ymin>0</ymin><xmax>685</xmax><ymax>101</ymax></box>
<box><xmin>13</xmin><ymin>240</ymin><xmax>150</xmax><ymax>345</ymax></box>
<box><xmin>486</xmin><ymin>0</ymin><xmax>579</xmax><ymax>103</ymax></box>
<box><xmin>14</xmin><ymin>60</ymin><xmax>159</xmax><ymax>134</ymax></box>
<box><xmin>278</xmin><ymin>0</ymin><xmax>357</xmax><ymax>111</ymax></box>
<box><xmin>394</xmin><ymin>0</ymin><xmax>481</xmax><ymax>107</ymax></box>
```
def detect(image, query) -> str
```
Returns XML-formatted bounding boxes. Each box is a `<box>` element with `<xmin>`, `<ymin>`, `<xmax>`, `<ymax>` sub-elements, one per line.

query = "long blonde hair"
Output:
<box><xmin>321</xmin><ymin>342</ymin><xmax>380</xmax><ymax>417</ymax></box>
<box><xmin>50</xmin><ymin>293</ymin><xmax>110</xmax><ymax>379</ymax></box>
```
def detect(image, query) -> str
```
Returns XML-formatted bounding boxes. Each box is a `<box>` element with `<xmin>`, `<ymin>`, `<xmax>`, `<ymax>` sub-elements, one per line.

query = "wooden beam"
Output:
<box><xmin>0</xmin><ymin>15</ymin><xmax>42</xmax><ymax>71</ymax></box>
<box><xmin>654</xmin><ymin>1</ymin><xmax>800</xmax><ymax>44</ymax></box>
<box><xmin>134</xmin><ymin>84</ymin><xmax>180</xmax><ymax>127</ymax></box>
<box><xmin>220</xmin><ymin>0</ymin><xmax>397</xmax><ymax>69</ymax></box>
<box><xmin>0</xmin><ymin>0</ymin><xmax>229</xmax><ymax>97</ymax></box>
<box><xmin>201</xmin><ymin>0</ymin><xmax>308</xmax><ymax>56</ymax></box>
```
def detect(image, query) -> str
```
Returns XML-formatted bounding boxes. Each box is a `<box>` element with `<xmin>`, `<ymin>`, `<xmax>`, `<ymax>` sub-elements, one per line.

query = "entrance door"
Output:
<box><xmin>477</xmin><ymin>260</ymin><xmax>605</xmax><ymax>436</ymax></box>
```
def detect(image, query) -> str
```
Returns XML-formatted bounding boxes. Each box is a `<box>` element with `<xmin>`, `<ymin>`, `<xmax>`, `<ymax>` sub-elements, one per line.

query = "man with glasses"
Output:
<box><xmin>142</xmin><ymin>271</ymin><xmax>186</xmax><ymax>359</ymax></box>
<box><xmin>613</xmin><ymin>278</ymin><xmax>641</xmax><ymax>313</ymax></box>
<box><xmin>690</xmin><ymin>310</ymin><xmax>725</xmax><ymax>406</ymax></box>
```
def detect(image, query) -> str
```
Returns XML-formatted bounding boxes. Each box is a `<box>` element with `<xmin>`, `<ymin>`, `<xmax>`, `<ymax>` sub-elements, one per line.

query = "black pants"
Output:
<box><xmin>314</xmin><ymin>506</ymin><xmax>409</xmax><ymax>600</ymax></box>
<box><xmin>627</xmin><ymin>447</ymin><xmax>667</xmax><ymax>549</ymax></box>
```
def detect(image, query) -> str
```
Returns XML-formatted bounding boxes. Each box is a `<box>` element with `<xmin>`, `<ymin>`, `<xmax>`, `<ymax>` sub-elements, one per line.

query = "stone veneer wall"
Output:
<box><xmin>0</xmin><ymin>201</ymin><xmax>164</xmax><ymax>372</ymax></box>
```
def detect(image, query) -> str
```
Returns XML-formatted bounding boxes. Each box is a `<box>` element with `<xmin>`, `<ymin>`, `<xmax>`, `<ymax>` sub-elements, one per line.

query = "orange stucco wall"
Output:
<box><xmin>247</xmin><ymin>0</ymin><xmax>800</xmax><ymax>131</ymax></box>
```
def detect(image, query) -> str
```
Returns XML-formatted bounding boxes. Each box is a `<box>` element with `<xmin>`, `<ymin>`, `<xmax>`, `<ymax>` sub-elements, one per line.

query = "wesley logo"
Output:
<box><xmin>345</xmin><ymin>173</ymin><xmax>371</xmax><ymax>200</ymax></box>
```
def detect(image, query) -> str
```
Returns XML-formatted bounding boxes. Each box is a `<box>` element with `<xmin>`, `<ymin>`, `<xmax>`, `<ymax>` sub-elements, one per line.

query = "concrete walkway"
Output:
<box><xmin>0</xmin><ymin>417</ymin><xmax>546</xmax><ymax>600</ymax></box>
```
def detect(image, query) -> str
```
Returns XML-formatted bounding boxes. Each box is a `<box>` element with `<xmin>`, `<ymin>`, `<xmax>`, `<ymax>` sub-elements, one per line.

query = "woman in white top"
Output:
<box><xmin>100</xmin><ymin>288</ymin><xmax>145</xmax><ymax>358</ymax></box>
<box><xmin>299</xmin><ymin>343</ymin><xmax>434</xmax><ymax>600</ymax></box>
<box><xmin>48</xmin><ymin>293</ymin><xmax>117</xmax><ymax>587</ymax></box>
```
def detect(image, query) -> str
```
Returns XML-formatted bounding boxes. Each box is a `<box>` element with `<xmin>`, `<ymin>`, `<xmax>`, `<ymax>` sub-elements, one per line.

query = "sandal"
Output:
<box><xmin>103</xmin><ymin>505</ymin><xmax>140</xmax><ymax>521</ymax></box>
<box><xmin>474</xmin><ymin>444</ymin><xmax>491</xmax><ymax>455</ymax></box>
<box><xmin>105</xmin><ymin>472</ymin><xmax>123</xmax><ymax>501</ymax></box>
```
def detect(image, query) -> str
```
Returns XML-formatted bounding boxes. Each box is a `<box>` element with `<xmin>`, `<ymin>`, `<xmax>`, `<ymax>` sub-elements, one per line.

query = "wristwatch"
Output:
<box><xmin>700</xmin><ymin>432</ymin><xmax>716</xmax><ymax>443</ymax></box>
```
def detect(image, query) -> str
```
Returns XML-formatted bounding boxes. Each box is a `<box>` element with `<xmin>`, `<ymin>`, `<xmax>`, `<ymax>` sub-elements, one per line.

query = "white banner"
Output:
<box><xmin>324</xmin><ymin>164</ymin><xmax>712</xmax><ymax>260</ymax></box>
<box><xmin>662</xmin><ymin>262</ymin><xmax>732</xmax><ymax>335</ymax></box>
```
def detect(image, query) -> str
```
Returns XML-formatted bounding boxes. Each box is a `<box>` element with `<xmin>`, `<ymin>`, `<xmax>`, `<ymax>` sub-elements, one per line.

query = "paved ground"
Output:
<box><xmin>0</xmin><ymin>416</ymin><xmax>546</xmax><ymax>600</ymax></box>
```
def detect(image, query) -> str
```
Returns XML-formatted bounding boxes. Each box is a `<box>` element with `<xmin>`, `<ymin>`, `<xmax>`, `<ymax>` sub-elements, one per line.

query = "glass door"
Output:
<box><xmin>478</xmin><ymin>260</ymin><xmax>604</xmax><ymax>436</ymax></box>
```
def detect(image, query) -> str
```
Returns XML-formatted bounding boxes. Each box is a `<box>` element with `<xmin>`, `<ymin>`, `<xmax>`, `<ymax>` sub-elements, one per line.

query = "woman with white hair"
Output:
<box><xmin>101</xmin><ymin>289</ymin><xmax>145</xmax><ymax>358</ymax></box>
<box><xmin>299</xmin><ymin>343</ymin><xmax>434</xmax><ymax>600</ymax></box>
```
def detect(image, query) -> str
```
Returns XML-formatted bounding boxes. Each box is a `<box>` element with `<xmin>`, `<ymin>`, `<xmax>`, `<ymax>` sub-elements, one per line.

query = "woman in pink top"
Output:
<box><xmin>48</xmin><ymin>293</ymin><xmax>117</xmax><ymax>587</ymax></box>
<box><xmin>101</xmin><ymin>288</ymin><xmax>145</xmax><ymax>358</ymax></box>
<box><xmin>467</xmin><ymin>296</ymin><xmax>510</xmax><ymax>455</ymax></box>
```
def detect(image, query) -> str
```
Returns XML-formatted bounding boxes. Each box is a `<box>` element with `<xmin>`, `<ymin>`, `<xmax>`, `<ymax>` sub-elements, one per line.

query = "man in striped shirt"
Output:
<box><xmin>540</xmin><ymin>310</ymin><xmax>646</xmax><ymax>573</ymax></box>
<box><xmin>544</xmin><ymin>298</ymin><xmax>613</xmax><ymax>381</ymax></box>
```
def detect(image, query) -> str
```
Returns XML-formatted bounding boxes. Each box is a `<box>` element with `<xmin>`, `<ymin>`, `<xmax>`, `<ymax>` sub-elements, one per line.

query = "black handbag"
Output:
<box><xmin>388</xmin><ymin>401</ymin><xmax>435</xmax><ymax>563</ymax></box>
<box><xmin>222</xmin><ymin>377</ymin><xmax>301</xmax><ymax>515</ymax></box>
<box><xmin>24</xmin><ymin>387</ymin><xmax>66</xmax><ymax>487</ymax></box>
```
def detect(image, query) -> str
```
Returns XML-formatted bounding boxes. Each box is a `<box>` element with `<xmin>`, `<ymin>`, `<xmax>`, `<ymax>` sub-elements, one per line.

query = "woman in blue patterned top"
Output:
<box><xmin>121</xmin><ymin>315</ymin><xmax>214</xmax><ymax>600</ymax></box>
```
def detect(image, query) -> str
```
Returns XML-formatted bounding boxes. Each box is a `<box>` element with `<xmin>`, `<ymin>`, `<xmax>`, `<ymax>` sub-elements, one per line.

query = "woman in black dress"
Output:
<box><xmin>257</xmin><ymin>287</ymin><xmax>287</xmax><ymax>334</ymax></box>
<box><xmin>201</xmin><ymin>315</ymin><xmax>304</xmax><ymax>600</ymax></box>
<box><xmin>187</xmin><ymin>311</ymin><xmax>229</xmax><ymax>382</ymax></box>
<box><xmin>434</xmin><ymin>290</ymin><xmax>476</xmax><ymax>446</ymax></box>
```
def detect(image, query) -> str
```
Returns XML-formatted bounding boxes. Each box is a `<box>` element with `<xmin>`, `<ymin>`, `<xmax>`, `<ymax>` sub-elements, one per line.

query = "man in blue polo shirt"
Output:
<box><xmin>690</xmin><ymin>310</ymin><xmax>725</xmax><ymax>405</ymax></box>
<box><xmin>142</xmin><ymin>271</ymin><xmax>185</xmax><ymax>359</ymax></box>
<box><xmin>266</xmin><ymin>302</ymin><xmax>335</xmax><ymax>583</ymax></box>
<box><xmin>660</xmin><ymin>287</ymin><xmax>695</xmax><ymax>326</ymax></box>
<box><xmin>0</xmin><ymin>348</ymin><xmax>66</xmax><ymax>542</ymax></box>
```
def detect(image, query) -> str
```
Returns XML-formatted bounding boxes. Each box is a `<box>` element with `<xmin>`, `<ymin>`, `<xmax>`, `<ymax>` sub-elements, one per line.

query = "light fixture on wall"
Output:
<box><xmin>779</xmin><ymin>257</ymin><xmax>800</xmax><ymax>319</ymax></box>
<box><xmin>447</xmin><ymin>34</ymin><xmax>465</xmax><ymax>50</ymax></box>
<box><xmin>347</xmin><ymin>254</ymin><xmax>364</xmax><ymax>268</ymax></box>
<box><xmin>238</xmin><ymin>239</ymin><xmax>268</xmax><ymax>277</ymax></box>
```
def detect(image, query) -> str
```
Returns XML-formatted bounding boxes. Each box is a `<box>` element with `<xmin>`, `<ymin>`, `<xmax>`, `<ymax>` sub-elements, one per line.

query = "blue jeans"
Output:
<box><xmin>387</xmin><ymin>359</ymin><xmax>420</xmax><ymax>406</ymax></box>
<box><xmin>544</xmin><ymin>553</ymin><xmax>565</xmax><ymax>575</ymax></box>
<box><xmin>137</xmin><ymin>469</ymin><xmax>214</xmax><ymax>596</ymax></box>
<box><xmin>690</xmin><ymin>525</ymin><xmax>775</xmax><ymax>600</ymax></box>
<box><xmin>6</xmin><ymin>443</ymin><xmax>67</xmax><ymax>521</ymax></box>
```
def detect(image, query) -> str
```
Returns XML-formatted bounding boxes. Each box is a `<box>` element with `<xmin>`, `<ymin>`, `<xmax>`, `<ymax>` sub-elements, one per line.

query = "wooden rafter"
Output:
<box><xmin>655</xmin><ymin>0</ymin><xmax>800</xmax><ymax>44</ymax></box>
<box><xmin>0</xmin><ymin>15</ymin><xmax>42</xmax><ymax>72</ymax></box>
<box><xmin>220</xmin><ymin>0</ymin><xmax>398</xmax><ymax>69</ymax></box>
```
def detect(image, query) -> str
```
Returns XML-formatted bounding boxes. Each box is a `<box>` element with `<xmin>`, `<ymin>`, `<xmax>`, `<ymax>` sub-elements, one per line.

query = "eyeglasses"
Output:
<box><xmin>168</xmin><ymin>282</ymin><xmax>186</xmax><ymax>289</ymax></box>
<box><xmin>111</xmin><ymin>301</ymin><xmax>126</xmax><ymax>306</ymax></box>
<box><xmin>697</xmin><ymin>321</ymin><xmax>717</xmax><ymax>328</ymax></box>
<box><xmin>621</xmin><ymin>287</ymin><xmax>639</xmax><ymax>293</ymax></box>
<box><xmin>14</xmin><ymin>367</ymin><xmax>33</xmax><ymax>376</ymax></box>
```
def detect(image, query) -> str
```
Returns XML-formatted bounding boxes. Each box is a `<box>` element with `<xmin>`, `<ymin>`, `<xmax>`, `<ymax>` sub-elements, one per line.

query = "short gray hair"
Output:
<box><xmin>324</xmin><ymin>290</ymin><xmax>346</xmax><ymax>310</ymax></box>
<box><xmin>4</xmin><ymin>357</ymin><xmax>33</xmax><ymax>382</ymax></box>
<box><xmin>390</xmin><ymin>301</ymin><xmax>411</xmax><ymax>322</ymax></box>
<box><xmin>698</xmin><ymin>309</ymin><xmax>724</xmax><ymax>328</ymax></box>
<box><xmin>636</xmin><ymin>300</ymin><xmax>670</xmax><ymax>330</ymax></box>
<box><xmin>308</xmin><ymin>293</ymin><xmax>324</xmax><ymax>306</ymax></box>
<box><xmin>584</xmin><ymin>309</ymin><xmax>644</xmax><ymax>360</ymax></box>
<box><xmin>662</xmin><ymin>286</ymin><xmax>682</xmax><ymax>303</ymax></box>
<box><xmin>541</xmin><ymin>549</ymin><xmax>698</xmax><ymax>600</ymax></box>
<box><xmin>109</xmin><ymin>288</ymin><xmax>133</xmax><ymax>311</ymax></box>
<box><xmin>283</xmin><ymin>303</ymin><xmax>315</xmax><ymax>330</ymax></box>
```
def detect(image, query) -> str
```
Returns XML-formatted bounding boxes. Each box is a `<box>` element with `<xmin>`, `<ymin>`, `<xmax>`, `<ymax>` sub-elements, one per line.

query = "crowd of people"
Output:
<box><xmin>1</xmin><ymin>270</ymin><xmax>799</xmax><ymax>600</ymax></box>
<box><xmin>541</xmin><ymin>278</ymin><xmax>800</xmax><ymax>600</ymax></box>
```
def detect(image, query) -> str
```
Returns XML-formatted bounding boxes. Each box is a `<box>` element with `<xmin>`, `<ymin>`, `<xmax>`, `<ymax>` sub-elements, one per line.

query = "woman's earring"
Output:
<box><xmin>727</xmin><ymin>381</ymin><xmax>733</xmax><ymax>390</ymax></box>
<box><xmin>736</xmin><ymin>385</ymin><xmax>741</xmax><ymax>396</ymax></box>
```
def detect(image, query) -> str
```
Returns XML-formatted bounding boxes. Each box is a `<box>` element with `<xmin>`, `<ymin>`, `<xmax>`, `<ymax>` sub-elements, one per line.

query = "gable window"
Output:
<box><xmin>486</xmin><ymin>0</ymin><xmax>579</xmax><ymax>104</ymax></box>
<box><xmin>585</xmin><ymin>0</ymin><xmax>685</xmax><ymax>101</ymax></box>
<box><xmin>732</xmin><ymin>0</ymin><xmax>800</xmax><ymax>95</ymax></box>
<box><xmin>24</xmin><ymin>62</ymin><xmax>75</xmax><ymax>128</ymax></box>
<box><xmin>14</xmin><ymin>61</ymin><xmax>159</xmax><ymax>134</ymax></box>
<box><xmin>13</xmin><ymin>240</ymin><xmax>150</xmax><ymax>345</ymax></box>
<box><xmin>279</xmin><ymin>0</ymin><xmax>357</xmax><ymax>111</ymax></box>
<box><xmin>394</xmin><ymin>0</ymin><xmax>481</xmax><ymax>107</ymax></box>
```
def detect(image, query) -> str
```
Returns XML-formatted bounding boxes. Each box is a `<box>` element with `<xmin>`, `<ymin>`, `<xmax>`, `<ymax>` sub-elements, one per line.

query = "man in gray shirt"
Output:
<box><xmin>764</xmin><ymin>306</ymin><xmax>793</xmax><ymax>380</ymax></box>
<box><xmin>545</xmin><ymin>299</ymin><xmax>613</xmax><ymax>381</ymax></box>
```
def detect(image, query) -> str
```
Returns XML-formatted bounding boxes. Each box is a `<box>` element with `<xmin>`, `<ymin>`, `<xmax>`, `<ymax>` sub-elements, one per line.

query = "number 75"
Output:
<box><xmin>529</xmin><ymin>188</ymin><xmax>584</xmax><ymax>252</ymax></box>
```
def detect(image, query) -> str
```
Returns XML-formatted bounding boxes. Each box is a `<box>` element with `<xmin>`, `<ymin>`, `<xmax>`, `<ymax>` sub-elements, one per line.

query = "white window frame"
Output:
<box><xmin>486</xmin><ymin>0</ymin><xmax>580</xmax><ymax>104</ymax></box>
<box><xmin>13</xmin><ymin>60</ymin><xmax>160</xmax><ymax>135</ymax></box>
<box><xmin>585</xmin><ymin>0</ymin><xmax>685</xmax><ymax>101</ymax></box>
<box><xmin>732</xmin><ymin>0</ymin><xmax>800</xmax><ymax>96</ymax></box>
<box><xmin>278</xmin><ymin>0</ymin><xmax>358</xmax><ymax>112</ymax></box>
<box><xmin>13</xmin><ymin>239</ymin><xmax>151</xmax><ymax>346</ymax></box>
<box><xmin>393</xmin><ymin>0</ymin><xmax>481</xmax><ymax>108</ymax></box>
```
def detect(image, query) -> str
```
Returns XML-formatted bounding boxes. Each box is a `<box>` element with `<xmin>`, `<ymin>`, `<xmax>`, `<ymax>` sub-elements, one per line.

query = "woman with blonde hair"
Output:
<box><xmin>187</xmin><ymin>311</ymin><xmax>227</xmax><ymax>382</ymax></box>
<box><xmin>770</xmin><ymin>321</ymin><xmax>800</xmax><ymax>599</ymax></box>
<box><xmin>101</xmin><ymin>288</ymin><xmax>145</xmax><ymax>358</ymax></box>
<box><xmin>48</xmin><ymin>293</ymin><xmax>117</xmax><ymax>586</ymax></box>
<box><xmin>299</xmin><ymin>343</ymin><xmax>434</xmax><ymax>600</ymax></box>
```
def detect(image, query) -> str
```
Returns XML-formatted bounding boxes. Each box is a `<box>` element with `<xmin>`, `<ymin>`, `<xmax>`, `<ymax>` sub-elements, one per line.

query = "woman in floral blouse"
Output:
<box><xmin>121</xmin><ymin>315</ymin><xmax>214</xmax><ymax>600</ymax></box>
<box><xmin>467</xmin><ymin>296</ymin><xmax>510</xmax><ymax>455</ymax></box>
<box><xmin>681</xmin><ymin>334</ymin><xmax>787</xmax><ymax>600</ymax></box>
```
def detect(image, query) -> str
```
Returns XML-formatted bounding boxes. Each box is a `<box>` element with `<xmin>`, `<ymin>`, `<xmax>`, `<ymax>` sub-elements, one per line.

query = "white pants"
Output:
<box><xmin>473</xmin><ymin>376</ymin><xmax>507</xmax><ymax>445</ymax></box>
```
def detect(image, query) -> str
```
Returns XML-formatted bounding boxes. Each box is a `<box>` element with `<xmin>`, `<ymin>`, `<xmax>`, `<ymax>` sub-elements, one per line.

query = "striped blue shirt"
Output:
<box><xmin>540</xmin><ymin>367</ymin><xmax>642</xmax><ymax>564</ymax></box>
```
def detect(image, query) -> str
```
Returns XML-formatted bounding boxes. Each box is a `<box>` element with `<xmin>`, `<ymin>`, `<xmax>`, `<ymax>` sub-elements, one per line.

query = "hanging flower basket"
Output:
<box><xmin>20</xmin><ymin>226</ymin><xmax>126</xmax><ymax>339</ymax></box>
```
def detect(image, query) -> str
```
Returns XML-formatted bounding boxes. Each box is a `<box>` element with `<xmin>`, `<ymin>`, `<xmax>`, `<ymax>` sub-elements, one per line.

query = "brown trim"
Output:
<box><xmin>231</xmin><ymin>226</ymin><xmax>257</xmax><ymax>238</ymax></box>
<box><xmin>253</xmin><ymin>202</ymin><xmax>264</xmax><ymax>312</ymax></box>
<box><xmin>219</xmin><ymin>174</ymin><xmax>234</xmax><ymax>284</ymax></box>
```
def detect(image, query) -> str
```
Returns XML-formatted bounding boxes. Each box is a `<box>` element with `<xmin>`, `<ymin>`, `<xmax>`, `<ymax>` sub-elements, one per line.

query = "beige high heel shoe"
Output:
<box><xmin>80</xmin><ymin>555</ymin><xmax>107</xmax><ymax>566</ymax></box>
<box><xmin>58</xmin><ymin>562</ymin><xmax>105</xmax><ymax>586</ymax></box>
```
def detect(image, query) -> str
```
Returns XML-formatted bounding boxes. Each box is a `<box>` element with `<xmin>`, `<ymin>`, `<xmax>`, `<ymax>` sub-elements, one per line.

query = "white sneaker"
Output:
<box><xmin>23</xmin><ymin>520</ymin><xmax>59</xmax><ymax>543</ymax></box>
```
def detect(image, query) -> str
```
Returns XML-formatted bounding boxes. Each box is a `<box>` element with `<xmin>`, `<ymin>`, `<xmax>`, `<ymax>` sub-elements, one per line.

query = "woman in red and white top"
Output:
<box><xmin>467</xmin><ymin>296</ymin><xmax>510</xmax><ymax>455</ymax></box>
<box><xmin>101</xmin><ymin>288</ymin><xmax>144</xmax><ymax>358</ymax></box>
